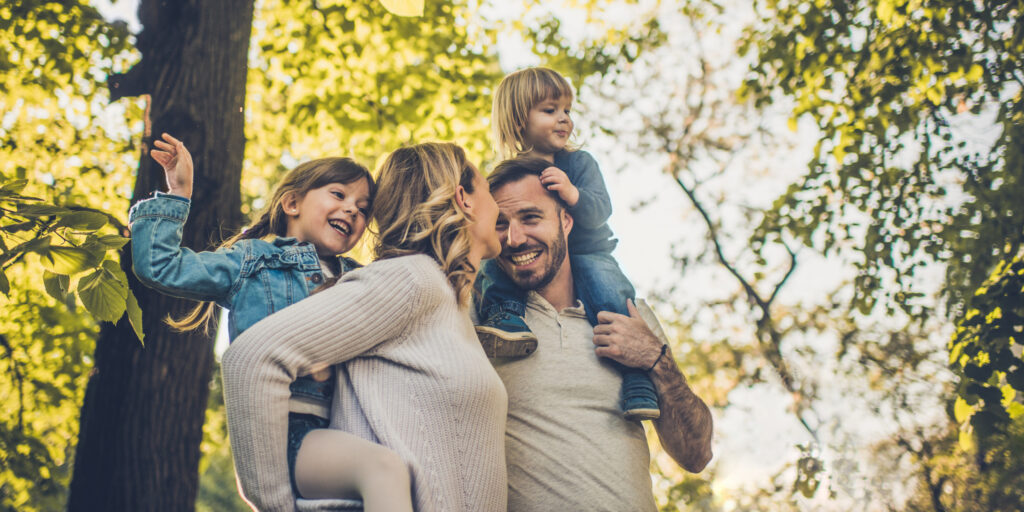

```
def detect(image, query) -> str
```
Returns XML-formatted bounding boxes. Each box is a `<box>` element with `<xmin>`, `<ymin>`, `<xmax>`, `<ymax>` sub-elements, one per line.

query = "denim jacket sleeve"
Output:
<box><xmin>560</xmin><ymin>150</ymin><xmax>613</xmax><ymax>230</ymax></box>
<box><xmin>129</xmin><ymin>192</ymin><xmax>242</xmax><ymax>304</ymax></box>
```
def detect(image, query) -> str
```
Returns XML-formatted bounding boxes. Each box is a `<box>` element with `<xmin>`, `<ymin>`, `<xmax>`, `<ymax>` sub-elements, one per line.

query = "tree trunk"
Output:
<box><xmin>69</xmin><ymin>1</ymin><xmax>253</xmax><ymax>510</ymax></box>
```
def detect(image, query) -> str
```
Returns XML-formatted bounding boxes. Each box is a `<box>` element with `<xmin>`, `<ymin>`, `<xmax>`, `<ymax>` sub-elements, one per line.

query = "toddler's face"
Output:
<box><xmin>523</xmin><ymin>95</ymin><xmax>573</xmax><ymax>157</ymax></box>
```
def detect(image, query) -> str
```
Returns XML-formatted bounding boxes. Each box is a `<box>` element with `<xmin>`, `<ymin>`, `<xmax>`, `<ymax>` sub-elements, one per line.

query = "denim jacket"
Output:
<box><xmin>129</xmin><ymin>192</ymin><xmax>360</xmax><ymax>409</ymax></box>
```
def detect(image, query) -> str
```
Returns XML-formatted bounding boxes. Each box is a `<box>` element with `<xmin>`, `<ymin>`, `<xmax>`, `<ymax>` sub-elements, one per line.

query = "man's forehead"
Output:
<box><xmin>493</xmin><ymin>176</ymin><xmax>557</xmax><ymax>212</ymax></box>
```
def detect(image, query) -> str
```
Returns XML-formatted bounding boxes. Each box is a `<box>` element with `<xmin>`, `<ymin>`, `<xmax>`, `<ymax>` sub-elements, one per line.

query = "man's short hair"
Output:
<box><xmin>487</xmin><ymin>157</ymin><xmax>568</xmax><ymax>210</ymax></box>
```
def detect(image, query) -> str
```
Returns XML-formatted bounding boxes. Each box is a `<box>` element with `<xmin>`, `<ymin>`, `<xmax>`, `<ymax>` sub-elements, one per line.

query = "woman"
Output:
<box><xmin>222</xmin><ymin>142</ymin><xmax>508</xmax><ymax>512</ymax></box>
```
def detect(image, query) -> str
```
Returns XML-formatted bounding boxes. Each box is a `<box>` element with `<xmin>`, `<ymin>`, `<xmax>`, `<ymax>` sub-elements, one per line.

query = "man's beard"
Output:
<box><xmin>501</xmin><ymin>220</ymin><xmax>568</xmax><ymax>291</ymax></box>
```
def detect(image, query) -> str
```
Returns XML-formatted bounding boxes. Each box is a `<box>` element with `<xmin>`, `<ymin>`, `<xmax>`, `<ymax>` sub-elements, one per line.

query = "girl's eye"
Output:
<box><xmin>543</xmin><ymin>108</ymin><xmax>555</xmax><ymax>114</ymax></box>
<box><xmin>332</xmin><ymin>191</ymin><xmax>345</xmax><ymax>200</ymax></box>
<box><xmin>358</xmin><ymin>208</ymin><xmax>369</xmax><ymax>216</ymax></box>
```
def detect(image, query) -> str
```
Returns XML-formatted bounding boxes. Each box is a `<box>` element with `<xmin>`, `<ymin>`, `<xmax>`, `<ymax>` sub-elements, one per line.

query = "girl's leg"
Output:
<box><xmin>294</xmin><ymin>428</ymin><xmax>413</xmax><ymax>512</ymax></box>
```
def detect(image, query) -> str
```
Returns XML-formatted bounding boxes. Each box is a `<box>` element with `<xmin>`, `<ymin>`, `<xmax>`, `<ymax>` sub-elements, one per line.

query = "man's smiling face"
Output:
<box><xmin>492</xmin><ymin>175</ymin><xmax>573</xmax><ymax>292</ymax></box>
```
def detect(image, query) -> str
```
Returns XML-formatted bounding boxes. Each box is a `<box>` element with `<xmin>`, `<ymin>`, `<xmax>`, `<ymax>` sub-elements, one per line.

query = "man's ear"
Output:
<box><xmin>281</xmin><ymin>192</ymin><xmax>300</xmax><ymax>218</ymax></box>
<box><xmin>561</xmin><ymin>208</ymin><xmax>573</xmax><ymax>237</ymax></box>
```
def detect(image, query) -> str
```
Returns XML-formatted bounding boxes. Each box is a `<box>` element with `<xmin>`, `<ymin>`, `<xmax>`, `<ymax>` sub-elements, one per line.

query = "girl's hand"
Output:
<box><xmin>540</xmin><ymin>166</ymin><xmax>579</xmax><ymax>207</ymax></box>
<box><xmin>150</xmin><ymin>133</ymin><xmax>194</xmax><ymax>199</ymax></box>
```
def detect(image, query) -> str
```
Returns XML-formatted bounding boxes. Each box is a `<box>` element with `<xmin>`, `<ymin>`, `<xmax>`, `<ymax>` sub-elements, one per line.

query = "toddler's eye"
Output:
<box><xmin>358</xmin><ymin>207</ymin><xmax>369</xmax><ymax>217</ymax></box>
<box><xmin>332</xmin><ymin>191</ymin><xmax>345</xmax><ymax>200</ymax></box>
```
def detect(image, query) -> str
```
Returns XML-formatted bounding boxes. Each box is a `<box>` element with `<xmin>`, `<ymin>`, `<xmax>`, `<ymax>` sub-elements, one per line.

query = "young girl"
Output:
<box><xmin>129</xmin><ymin>133</ymin><xmax>412</xmax><ymax>512</ymax></box>
<box><xmin>476</xmin><ymin>67</ymin><xmax>661</xmax><ymax>420</ymax></box>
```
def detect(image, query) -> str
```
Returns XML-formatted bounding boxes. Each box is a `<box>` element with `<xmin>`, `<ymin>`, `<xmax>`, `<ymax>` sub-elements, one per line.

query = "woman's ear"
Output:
<box><xmin>454</xmin><ymin>185</ymin><xmax>473</xmax><ymax>217</ymax></box>
<box><xmin>281</xmin><ymin>192</ymin><xmax>300</xmax><ymax>217</ymax></box>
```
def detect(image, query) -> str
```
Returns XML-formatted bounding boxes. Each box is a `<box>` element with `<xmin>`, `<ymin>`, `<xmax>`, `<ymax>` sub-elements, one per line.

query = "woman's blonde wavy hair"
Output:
<box><xmin>492</xmin><ymin>66</ymin><xmax>576</xmax><ymax>159</ymax></box>
<box><xmin>167</xmin><ymin>157</ymin><xmax>375</xmax><ymax>333</ymax></box>
<box><xmin>371</xmin><ymin>142</ymin><xmax>479</xmax><ymax>307</ymax></box>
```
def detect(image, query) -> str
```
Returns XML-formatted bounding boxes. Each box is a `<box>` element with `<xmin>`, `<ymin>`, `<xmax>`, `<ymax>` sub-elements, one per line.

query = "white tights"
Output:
<box><xmin>294</xmin><ymin>429</ymin><xmax>413</xmax><ymax>512</ymax></box>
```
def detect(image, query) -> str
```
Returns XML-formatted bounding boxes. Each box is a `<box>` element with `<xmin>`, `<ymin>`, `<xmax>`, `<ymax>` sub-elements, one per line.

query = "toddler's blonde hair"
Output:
<box><xmin>492</xmin><ymin>67</ymin><xmax>575</xmax><ymax>159</ymax></box>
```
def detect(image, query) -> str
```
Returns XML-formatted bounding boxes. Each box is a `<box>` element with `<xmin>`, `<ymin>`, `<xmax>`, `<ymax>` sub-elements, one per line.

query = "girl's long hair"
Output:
<box><xmin>167</xmin><ymin>157</ymin><xmax>375</xmax><ymax>333</ymax></box>
<box><xmin>370</xmin><ymin>142</ymin><xmax>478</xmax><ymax>307</ymax></box>
<box><xmin>492</xmin><ymin>66</ymin><xmax>576</xmax><ymax>159</ymax></box>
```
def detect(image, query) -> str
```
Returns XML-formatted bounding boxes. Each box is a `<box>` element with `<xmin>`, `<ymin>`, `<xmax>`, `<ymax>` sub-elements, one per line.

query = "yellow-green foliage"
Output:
<box><xmin>0</xmin><ymin>1</ymin><xmax>141</xmax><ymax>509</ymax></box>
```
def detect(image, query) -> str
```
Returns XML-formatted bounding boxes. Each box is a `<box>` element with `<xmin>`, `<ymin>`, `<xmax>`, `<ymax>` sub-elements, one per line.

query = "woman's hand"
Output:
<box><xmin>150</xmin><ymin>133</ymin><xmax>194</xmax><ymax>199</ymax></box>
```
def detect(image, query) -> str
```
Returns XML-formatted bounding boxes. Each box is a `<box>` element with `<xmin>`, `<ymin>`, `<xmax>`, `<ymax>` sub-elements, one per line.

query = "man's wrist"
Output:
<box><xmin>646</xmin><ymin>344</ymin><xmax>668</xmax><ymax>372</ymax></box>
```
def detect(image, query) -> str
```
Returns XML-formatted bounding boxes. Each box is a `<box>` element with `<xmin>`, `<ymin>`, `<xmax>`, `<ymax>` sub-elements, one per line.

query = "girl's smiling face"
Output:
<box><xmin>523</xmin><ymin>95</ymin><xmax>574</xmax><ymax>159</ymax></box>
<box><xmin>282</xmin><ymin>178</ymin><xmax>370</xmax><ymax>257</ymax></box>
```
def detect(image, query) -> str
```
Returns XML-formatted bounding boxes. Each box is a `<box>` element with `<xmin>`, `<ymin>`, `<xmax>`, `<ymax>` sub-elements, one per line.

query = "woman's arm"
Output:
<box><xmin>221</xmin><ymin>254</ymin><xmax>445</xmax><ymax>512</ymax></box>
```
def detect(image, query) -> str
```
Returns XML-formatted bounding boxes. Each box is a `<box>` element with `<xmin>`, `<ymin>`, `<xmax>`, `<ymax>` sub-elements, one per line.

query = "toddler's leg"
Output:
<box><xmin>571</xmin><ymin>253</ymin><xmax>660</xmax><ymax>420</ymax></box>
<box><xmin>294</xmin><ymin>429</ymin><xmax>413</xmax><ymax>512</ymax></box>
<box><xmin>474</xmin><ymin>259</ymin><xmax>537</xmax><ymax>358</ymax></box>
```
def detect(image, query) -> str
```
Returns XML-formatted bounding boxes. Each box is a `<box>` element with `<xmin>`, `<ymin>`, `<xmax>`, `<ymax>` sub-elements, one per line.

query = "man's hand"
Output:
<box><xmin>150</xmin><ymin>132</ymin><xmax>194</xmax><ymax>199</ymax></box>
<box><xmin>592</xmin><ymin>299</ymin><xmax>663</xmax><ymax>369</ymax></box>
<box><xmin>540</xmin><ymin>166</ymin><xmax>580</xmax><ymax>207</ymax></box>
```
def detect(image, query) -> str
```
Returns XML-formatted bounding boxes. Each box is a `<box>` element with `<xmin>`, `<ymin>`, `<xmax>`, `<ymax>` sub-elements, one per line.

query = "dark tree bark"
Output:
<box><xmin>69</xmin><ymin>1</ymin><xmax>254</xmax><ymax>510</ymax></box>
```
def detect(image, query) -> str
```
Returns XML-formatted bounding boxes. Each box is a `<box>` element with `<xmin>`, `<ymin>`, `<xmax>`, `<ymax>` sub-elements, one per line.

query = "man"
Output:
<box><xmin>483</xmin><ymin>157</ymin><xmax>714</xmax><ymax>511</ymax></box>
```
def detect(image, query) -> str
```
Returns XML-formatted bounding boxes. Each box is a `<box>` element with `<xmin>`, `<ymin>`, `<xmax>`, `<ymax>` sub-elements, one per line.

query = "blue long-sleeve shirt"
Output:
<box><xmin>553</xmin><ymin>149</ymin><xmax>617</xmax><ymax>254</ymax></box>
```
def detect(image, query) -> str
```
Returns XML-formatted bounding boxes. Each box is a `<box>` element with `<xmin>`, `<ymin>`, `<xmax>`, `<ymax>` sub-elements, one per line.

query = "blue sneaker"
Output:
<box><xmin>621</xmin><ymin>370</ymin><xmax>660</xmax><ymax>420</ymax></box>
<box><xmin>475</xmin><ymin>311</ymin><xmax>538</xmax><ymax>358</ymax></box>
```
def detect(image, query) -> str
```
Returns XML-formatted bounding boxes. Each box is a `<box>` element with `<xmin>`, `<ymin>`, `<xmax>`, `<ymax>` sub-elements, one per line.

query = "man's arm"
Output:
<box><xmin>648</xmin><ymin>344</ymin><xmax>714</xmax><ymax>472</ymax></box>
<box><xmin>592</xmin><ymin>299</ymin><xmax>713</xmax><ymax>473</ymax></box>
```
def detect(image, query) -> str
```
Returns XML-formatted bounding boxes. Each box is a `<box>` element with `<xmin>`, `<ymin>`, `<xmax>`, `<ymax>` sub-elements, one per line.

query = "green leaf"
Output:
<box><xmin>953</xmin><ymin>396</ymin><xmax>975</xmax><ymax>423</ymax></box>
<box><xmin>958</xmin><ymin>429</ymin><xmax>975</xmax><ymax>451</ymax></box>
<box><xmin>39</xmin><ymin>246</ymin><xmax>99</xmax><ymax>275</ymax></box>
<box><xmin>15</xmin><ymin>204</ymin><xmax>72</xmax><ymax>217</ymax></box>
<box><xmin>379</xmin><ymin>0</ymin><xmax>423</xmax><ymax>17</ymax></box>
<box><xmin>126</xmin><ymin>290</ymin><xmax>145</xmax><ymax>345</ymax></box>
<box><xmin>0</xmin><ymin>270</ymin><xmax>8</xmax><ymax>295</ymax></box>
<box><xmin>0</xmin><ymin>179</ymin><xmax>28</xmax><ymax>194</ymax></box>
<box><xmin>91</xmin><ymin>234</ymin><xmax>130</xmax><ymax>250</ymax></box>
<box><xmin>55</xmin><ymin>211</ymin><xmax>108</xmax><ymax>230</ymax></box>
<box><xmin>1</xmin><ymin>221</ymin><xmax>36</xmax><ymax>233</ymax></box>
<box><xmin>77</xmin><ymin>261</ymin><xmax>128</xmax><ymax>322</ymax></box>
<box><xmin>42</xmin><ymin>271</ymin><xmax>70</xmax><ymax>301</ymax></box>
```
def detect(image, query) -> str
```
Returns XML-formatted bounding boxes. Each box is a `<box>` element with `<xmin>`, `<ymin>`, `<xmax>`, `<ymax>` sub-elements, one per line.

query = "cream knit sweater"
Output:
<box><xmin>222</xmin><ymin>254</ymin><xmax>508</xmax><ymax>512</ymax></box>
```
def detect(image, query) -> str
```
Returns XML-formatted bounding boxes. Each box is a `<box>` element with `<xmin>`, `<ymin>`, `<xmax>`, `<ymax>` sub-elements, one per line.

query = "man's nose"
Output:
<box><xmin>506</xmin><ymin>222</ymin><xmax>527</xmax><ymax>247</ymax></box>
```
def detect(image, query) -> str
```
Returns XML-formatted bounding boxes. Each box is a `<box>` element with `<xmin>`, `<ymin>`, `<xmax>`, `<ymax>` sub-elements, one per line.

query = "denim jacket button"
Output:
<box><xmin>310</xmin><ymin>273</ymin><xmax>323</xmax><ymax>284</ymax></box>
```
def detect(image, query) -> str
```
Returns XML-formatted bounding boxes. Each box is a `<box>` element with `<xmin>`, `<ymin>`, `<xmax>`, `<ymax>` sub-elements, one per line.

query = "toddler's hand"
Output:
<box><xmin>540</xmin><ymin>166</ymin><xmax>579</xmax><ymax>207</ymax></box>
<box><xmin>150</xmin><ymin>133</ymin><xmax>194</xmax><ymax>199</ymax></box>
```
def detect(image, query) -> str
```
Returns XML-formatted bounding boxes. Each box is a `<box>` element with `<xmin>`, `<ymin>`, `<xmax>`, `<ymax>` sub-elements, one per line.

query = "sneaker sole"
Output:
<box><xmin>475</xmin><ymin>327</ymin><xmax>538</xmax><ymax>358</ymax></box>
<box><xmin>623</xmin><ymin>408</ymin><xmax>661</xmax><ymax>421</ymax></box>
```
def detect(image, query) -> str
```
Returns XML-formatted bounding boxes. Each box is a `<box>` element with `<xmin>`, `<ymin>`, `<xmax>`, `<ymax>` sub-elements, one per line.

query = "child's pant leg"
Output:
<box><xmin>571</xmin><ymin>253</ymin><xmax>658</xmax><ymax>413</ymax></box>
<box><xmin>476</xmin><ymin>258</ymin><xmax>528</xmax><ymax>319</ymax></box>
<box><xmin>570</xmin><ymin>252</ymin><xmax>636</xmax><ymax>325</ymax></box>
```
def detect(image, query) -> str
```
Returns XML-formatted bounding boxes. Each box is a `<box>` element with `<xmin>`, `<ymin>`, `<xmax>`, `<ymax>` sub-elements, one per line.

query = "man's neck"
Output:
<box><xmin>536</xmin><ymin>259</ymin><xmax>576</xmax><ymax>312</ymax></box>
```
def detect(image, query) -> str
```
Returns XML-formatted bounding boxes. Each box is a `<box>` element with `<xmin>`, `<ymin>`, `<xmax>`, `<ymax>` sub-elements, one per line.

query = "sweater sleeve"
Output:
<box><xmin>563</xmin><ymin>151</ymin><xmax>613</xmax><ymax>229</ymax></box>
<box><xmin>221</xmin><ymin>254</ymin><xmax>447</xmax><ymax>512</ymax></box>
<box><xmin>129</xmin><ymin>192</ymin><xmax>242</xmax><ymax>303</ymax></box>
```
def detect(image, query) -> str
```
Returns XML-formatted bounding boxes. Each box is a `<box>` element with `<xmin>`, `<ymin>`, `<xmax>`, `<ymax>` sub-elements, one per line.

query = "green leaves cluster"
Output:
<box><xmin>0</xmin><ymin>180</ymin><xmax>142</xmax><ymax>340</ymax></box>
<box><xmin>950</xmin><ymin>249</ymin><xmax>1024</xmax><ymax>439</ymax></box>
<box><xmin>742</xmin><ymin>0</ymin><xmax>1024</xmax><ymax>318</ymax></box>
<box><xmin>742</xmin><ymin>0</ymin><xmax>1024</xmax><ymax>440</ymax></box>
<box><xmin>243</xmin><ymin>0</ymin><xmax>503</xmax><ymax>217</ymax></box>
<box><xmin>1</xmin><ymin>1</ymin><xmax>141</xmax><ymax>509</ymax></box>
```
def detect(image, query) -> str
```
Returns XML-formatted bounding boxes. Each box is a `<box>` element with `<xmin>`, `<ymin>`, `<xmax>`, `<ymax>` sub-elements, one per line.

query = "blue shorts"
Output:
<box><xmin>287</xmin><ymin>412</ymin><xmax>330</xmax><ymax>495</ymax></box>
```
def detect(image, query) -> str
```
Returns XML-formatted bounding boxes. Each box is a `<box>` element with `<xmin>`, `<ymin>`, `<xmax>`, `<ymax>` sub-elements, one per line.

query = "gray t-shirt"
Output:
<box><xmin>489</xmin><ymin>292</ymin><xmax>658</xmax><ymax>512</ymax></box>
